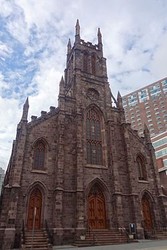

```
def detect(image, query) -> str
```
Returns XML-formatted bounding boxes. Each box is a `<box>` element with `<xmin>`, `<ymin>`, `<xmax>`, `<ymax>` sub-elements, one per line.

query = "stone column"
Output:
<box><xmin>76</xmin><ymin>113</ymin><xmax>85</xmax><ymax>235</ymax></box>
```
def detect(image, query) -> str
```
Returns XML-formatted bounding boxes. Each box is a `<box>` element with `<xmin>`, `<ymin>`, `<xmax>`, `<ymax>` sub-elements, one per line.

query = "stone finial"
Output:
<box><xmin>117</xmin><ymin>91</ymin><xmax>123</xmax><ymax>109</ymax></box>
<box><xmin>67</xmin><ymin>38</ymin><xmax>72</xmax><ymax>55</ymax></box>
<box><xmin>98</xmin><ymin>28</ymin><xmax>103</xmax><ymax>51</ymax></box>
<box><xmin>21</xmin><ymin>97</ymin><xmax>29</xmax><ymax>122</ymax></box>
<box><xmin>144</xmin><ymin>123</ymin><xmax>151</xmax><ymax>143</ymax></box>
<box><xmin>75</xmin><ymin>19</ymin><xmax>80</xmax><ymax>43</ymax></box>
<box><xmin>98</xmin><ymin>28</ymin><xmax>102</xmax><ymax>43</ymax></box>
<box><xmin>59</xmin><ymin>76</ymin><xmax>65</xmax><ymax>95</ymax></box>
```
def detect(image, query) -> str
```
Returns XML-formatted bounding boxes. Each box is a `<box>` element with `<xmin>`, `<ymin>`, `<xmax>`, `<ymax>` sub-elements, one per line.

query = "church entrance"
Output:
<box><xmin>27</xmin><ymin>188</ymin><xmax>42</xmax><ymax>230</ymax></box>
<box><xmin>141</xmin><ymin>194</ymin><xmax>154</xmax><ymax>231</ymax></box>
<box><xmin>88</xmin><ymin>184</ymin><xmax>106</xmax><ymax>229</ymax></box>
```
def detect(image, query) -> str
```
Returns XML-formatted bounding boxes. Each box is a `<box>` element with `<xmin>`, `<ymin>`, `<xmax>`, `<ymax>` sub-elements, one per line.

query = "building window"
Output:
<box><xmin>138</xmin><ymin>88</ymin><xmax>149</xmax><ymax>103</ymax></box>
<box><xmin>33</xmin><ymin>141</ymin><xmax>45</xmax><ymax>170</ymax></box>
<box><xmin>162</xmin><ymin>79</ymin><xmax>167</xmax><ymax>92</ymax></box>
<box><xmin>137</xmin><ymin>155</ymin><xmax>147</xmax><ymax>181</ymax></box>
<box><xmin>128</xmin><ymin>94</ymin><xmax>138</xmax><ymax>106</ymax></box>
<box><xmin>86</xmin><ymin>109</ymin><xmax>103</xmax><ymax>165</ymax></box>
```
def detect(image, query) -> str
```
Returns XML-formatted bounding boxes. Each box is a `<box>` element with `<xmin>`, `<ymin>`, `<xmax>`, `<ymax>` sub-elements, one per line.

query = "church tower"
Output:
<box><xmin>0</xmin><ymin>21</ymin><xmax>167</xmax><ymax>249</ymax></box>
<box><xmin>59</xmin><ymin>20</ymin><xmax>112</xmax><ymax>113</ymax></box>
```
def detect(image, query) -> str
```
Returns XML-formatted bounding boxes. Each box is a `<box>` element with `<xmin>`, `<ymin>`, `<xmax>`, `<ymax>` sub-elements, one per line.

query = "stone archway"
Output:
<box><xmin>88</xmin><ymin>184</ymin><xmax>106</xmax><ymax>229</ymax></box>
<box><xmin>141</xmin><ymin>193</ymin><xmax>154</xmax><ymax>231</ymax></box>
<box><xmin>27</xmin><ymin>188</ymin><xmax>42</xmax><ymax>230</ymax></box>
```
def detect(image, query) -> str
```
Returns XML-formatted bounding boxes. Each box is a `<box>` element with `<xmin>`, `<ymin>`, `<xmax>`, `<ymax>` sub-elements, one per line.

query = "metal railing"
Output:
<box><xmin>22</xmin><ymin>220</ymin><xmax>25</xmax><ymax>245</ymax></box>
<box><xmin>45</xmin><ymin>220</ymin><xmax>53</xmax><ymax>245</ymax></box>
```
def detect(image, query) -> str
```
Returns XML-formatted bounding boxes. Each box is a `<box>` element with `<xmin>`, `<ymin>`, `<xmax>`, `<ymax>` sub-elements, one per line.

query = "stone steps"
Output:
<box><xmin>153</xmin><ymin>231</ymin><xmax>167</xmax><ymax>240</ymax></box>
<box><xmin>23</xmin><ymin>230</ymin><xmax>51</xmax><ymax>250</ymax></box>
<box><xmin>74</xmin><ymin>228</ymin><xmax>128</xmax><ymax>246</ymax></box>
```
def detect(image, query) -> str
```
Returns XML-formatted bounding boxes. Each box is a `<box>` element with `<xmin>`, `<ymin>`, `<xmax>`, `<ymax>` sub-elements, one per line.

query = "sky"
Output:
<box><xmin>0</xmin><ymin>0</ymin><xmax>167</xmax><ymax>171</ymax></box>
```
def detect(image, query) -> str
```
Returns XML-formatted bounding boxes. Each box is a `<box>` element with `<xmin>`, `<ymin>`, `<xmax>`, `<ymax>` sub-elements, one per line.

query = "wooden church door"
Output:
<box><xmin>88</xmin><ymin>185</ymin><xmax>106</xmax><ymax>229</ymax></box>
<box><xmin>27</xmin><ymin>188</ymin><xmax>42</xmax><ymax>230</ymax></box>
<box><xmin>141</xmin><ymin>194</ymin><xmax>153</xmax><ymax>231</ymax></box>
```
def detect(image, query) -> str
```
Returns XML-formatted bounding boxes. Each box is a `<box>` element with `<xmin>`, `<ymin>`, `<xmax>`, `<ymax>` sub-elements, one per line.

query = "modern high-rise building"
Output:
<box><xmin>122</xmin><ymin>77</ymin><xmax>167</xmax><ymax>189</ymax></box>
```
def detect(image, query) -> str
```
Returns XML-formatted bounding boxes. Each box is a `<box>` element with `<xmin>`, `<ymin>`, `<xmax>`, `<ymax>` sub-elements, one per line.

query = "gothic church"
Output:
<box><xmin>0</xmin><ymin>20</ymin><xmax>167</xmax><ymax>249</ymax></box>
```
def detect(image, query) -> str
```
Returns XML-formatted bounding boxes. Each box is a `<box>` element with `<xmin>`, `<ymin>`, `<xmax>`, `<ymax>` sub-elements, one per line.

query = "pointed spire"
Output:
<box><xmin>21</xmin><ymin>97</ymin><xmax>29</xmax><ymax>122</ymax></box>
<box><xmin>117</xmin><ymin>91</ymin><xmax>123</xmax><ymax>109</ymax></box>
<box><xmin>76</xmin><ymin>19</ymin><xmax>80</xmax><ymax>36</ymax></box>
<box><xmin>59</xmin><ymin>76</ymin><xmax>65</xmax><ymax>95</ymax></box>
<box><xmin>67</xmin><ymin>38</ymin><xmax>72</xmax><ymax>55</ymax></box>
<box><xmin>75</xmin><ymin>19</ymin><xmax>80</xmax><ymax>43</ymax></box>
<box><xmin>98</xmin><ymin>28</ymin><xmax>102</xmax><ymax>43</ymax></box>
<box><xmin>97</xmin><ymin>28</ymin><xmax>103</xmax><ymax>51</ymax></box>
<box><xmin>144</xmin><ymin>123</ymin><xmax>151</xmax><ymax>143</ymax></box>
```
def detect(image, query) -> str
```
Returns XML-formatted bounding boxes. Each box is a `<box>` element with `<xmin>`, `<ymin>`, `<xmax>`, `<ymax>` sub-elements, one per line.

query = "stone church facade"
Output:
<box><xmin>0</xmin><ymin>21</ymin><xmax>167</xmax><ymax>249</ymax></box>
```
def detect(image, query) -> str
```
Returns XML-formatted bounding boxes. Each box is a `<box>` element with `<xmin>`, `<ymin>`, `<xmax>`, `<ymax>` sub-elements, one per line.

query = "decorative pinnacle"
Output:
<box><xmin>98</xmin><ymin>28</ymin><xmax>102</xmax><ymax>43</ymax></box>
<box><xmin>67</xmin><ymin>38</ymin><xmax>72</xmax><ymax>54</ymax></box>
<box><xmin>21</xmin><ymin>97</ymin><xmax>29</xmax><ymax>121</ymax></box>
<box><xmin>75</xmin><ymin>19</ymin><xmax>80</xmax><ymax>36</ymax></box>
<box><xmin>75</xmin><ymin>19</ymin><xmax>80</xmax><ymax>44</ymax></box>
<box><xmin>117</xmin><ymin>91</ymin><xmax>123</xmax><ymax>108</ymax></box>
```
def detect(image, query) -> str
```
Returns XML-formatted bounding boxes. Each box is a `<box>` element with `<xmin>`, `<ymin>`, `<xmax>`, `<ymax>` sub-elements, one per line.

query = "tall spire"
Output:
<box><xmin>117</xmin><ymin>91</ymin><xmax>123</xmax><ymax>109</ymax></box>
<box><xmin>59</xmin><ymin>76</ymin><xmax>65</xmax><ymax>95</ymax></box>
<box><xmin>75</xmin><ymin>19</ymin><xmax>80</xmax><ymax>43</ymax></box>
<box><xmin>97</xmin><ymin>28</ymin><xmax>102</xmax><ymax>51</ymax></box>
<box><xmin>67</xmin><ymin>38</ymin><xmax>72</xmax><ymax>55</ymax></box>
<box><xmin>144</xmin><ymin>123</ymin><xmax>151</xmax><ymax>143</ymax></box>
<box><xmin>21</xmin><ymin>97</ymin><xmax>29</xmax><ymax>122</ymax></box>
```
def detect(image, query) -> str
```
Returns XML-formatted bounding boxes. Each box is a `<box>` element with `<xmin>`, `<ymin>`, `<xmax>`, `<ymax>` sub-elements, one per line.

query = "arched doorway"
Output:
<box><xmin>27</xmin><ymin>188</ymin><xmax>42</xmax><ymax>230</ymax></box>
<box><xmin>88</xmin><ymin>184</ymin><xmax>106</xmax><ymax>229</ymax></box>
<box><xmin>141</xmin><ymin>193</ymin><xmax>154</xmax><ymax>231</ymax></box>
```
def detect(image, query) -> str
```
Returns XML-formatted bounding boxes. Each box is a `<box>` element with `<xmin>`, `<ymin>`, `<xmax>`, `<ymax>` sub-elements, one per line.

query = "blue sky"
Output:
<box><xmin>0</xmin><ymin>0</ymin><xmax>167</xmax><ymax>170</ymax></box>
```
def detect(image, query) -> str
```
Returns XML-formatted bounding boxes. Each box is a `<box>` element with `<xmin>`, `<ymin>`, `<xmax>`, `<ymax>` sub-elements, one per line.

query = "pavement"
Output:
<box><xmin>53</xmin><ymin>240</ymin><xmax>167</xmax><ymax>250</ymax></box>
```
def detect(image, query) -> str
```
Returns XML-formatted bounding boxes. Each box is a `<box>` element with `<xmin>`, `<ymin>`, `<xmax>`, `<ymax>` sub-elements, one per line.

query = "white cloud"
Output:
<box><xmin>150</xmin><ymin>33</ymin><xmax>167</xmax><ymax>78</ymax></box>
<box><xmin>0</xmin><ymin>42</ymin><xmax>13</xmax><ymax>59</ymax></box>
<box><xmin>0</xmin><ymin>97</ymin><xmax>21</xmax><ymax>170</ymax></box>
<box><xmin>0</xmin><ymin>0</ymin><xmax>167</xmax><ymax>170</ymax></box>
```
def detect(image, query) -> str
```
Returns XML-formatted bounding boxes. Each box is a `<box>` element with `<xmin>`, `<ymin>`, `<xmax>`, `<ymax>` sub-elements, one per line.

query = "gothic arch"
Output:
<box><xmin>136</xmin><ymin>153</ymin><xmax>147</xmax><ymax>181</ymax></box>
<box><xmin>32</xmin><ymin>137</ymin><xmax>50</xmax><ymax>150</ymax></box>
<box><xmin>86</xmin><ymin>178</ymin><xmax>110</xmax><ymax>229</ymax></box>
<box><xmin>84</xmin><ymin>105</ymin><xmax>108</xmax><ymax>167</ymax></box>
<box><xmin>26</xmin><ymin>182</ymin><xmax>46</xmax><ymax>230</ymax></box>
<box><xmin>31</xmin><ymin>138</ymin><xmax>49</xmax><ymax>170</ymax></box>
<box><xmin>140</xmin><ymin>191</ymin><xmax>155</xmax><ymax>232</ymax></box>
<box><xmin>86</xmin><ymin>177</ymin><xmax>110</xmax><ymax>199</ymax></box>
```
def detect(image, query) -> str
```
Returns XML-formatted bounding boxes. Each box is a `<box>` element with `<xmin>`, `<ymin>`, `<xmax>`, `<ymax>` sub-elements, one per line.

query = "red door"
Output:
<box><xmin>142</xmin><ymin>195</ymin><xmax>153</xmax><ymax>231</ymax></box>
<box><xmin>88</xmin><ymin>185</ymin><xmax>106</xmax><ymax>229</ymax></box>
<box><xmin>27</xmin><ymin>188</ymin><xmax>42</xmax><ymax>230</ymax></box>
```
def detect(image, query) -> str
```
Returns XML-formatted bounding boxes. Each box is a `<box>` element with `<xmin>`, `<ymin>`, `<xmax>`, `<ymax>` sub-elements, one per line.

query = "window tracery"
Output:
<box><xmin>137</xmin><ymin>155</ymin><xmax>147</xmax><ymax>180</ymax></box>
<box><xmin>86</xmin><ymin>109</ymin><xmax>103</xmax><ymax>165</ymax></box>
<box><xmin>33</xmin><ymin>141</ymin><xmax>45</xmax><ymax>170</ymax></box>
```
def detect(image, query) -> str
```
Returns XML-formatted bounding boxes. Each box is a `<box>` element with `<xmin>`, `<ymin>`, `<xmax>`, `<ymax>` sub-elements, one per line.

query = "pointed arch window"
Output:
<box><xmin>33</xmin><ymin>141</ymin><xmax>45</xmax><ymax>170</ymax></box>
<box><xmin>86</xmin><ymin>109</ymin><xmax>103</xmax><ymax>165</ymax></box>
<box><xmin>137</xmin><ymin>155</ymin><xmax>147</xmax><ymax>180</ymax></box>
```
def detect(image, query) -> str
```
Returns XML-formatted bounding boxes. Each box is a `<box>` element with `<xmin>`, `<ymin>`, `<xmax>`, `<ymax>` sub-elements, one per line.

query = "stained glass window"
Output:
<box><xmin>33</xmin><ymin>141</ymin><xmax>45</xmax><ymax>169</ymax></box>
<box><xmin>137</xmin><ymin>155</ymin><xmax>147</xmax><ymax>180</ymax></box>
<box><xmin>86</xmin><ymin>109</ymin><xmax>103</xmax><ymax>165</ymax></box>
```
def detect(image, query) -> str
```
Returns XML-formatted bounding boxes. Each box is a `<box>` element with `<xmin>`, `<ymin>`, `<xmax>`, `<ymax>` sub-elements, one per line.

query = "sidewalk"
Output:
<box><xmin>53</xmin><ymin>239</ymin><xmax>167</xmax><ymax>250</ymax></box>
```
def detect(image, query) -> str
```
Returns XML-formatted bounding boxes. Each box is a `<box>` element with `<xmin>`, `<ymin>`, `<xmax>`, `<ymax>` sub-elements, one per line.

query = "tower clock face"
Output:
<box><xmin>87</xmin><ymin>88</ymin><xmax>99</xmax><ymax>101</ymax></box>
